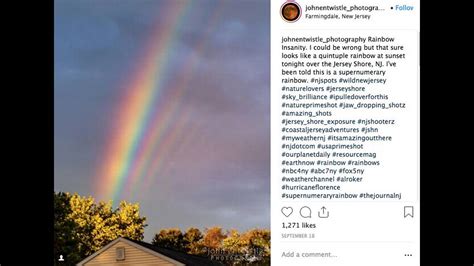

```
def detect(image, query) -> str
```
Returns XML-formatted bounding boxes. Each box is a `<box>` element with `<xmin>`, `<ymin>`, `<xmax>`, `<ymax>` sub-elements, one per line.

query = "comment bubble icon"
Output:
<box><xmin>300</xmin><ymin>206</ymin><xmax>312</xmax><ymax>218</ymax></box>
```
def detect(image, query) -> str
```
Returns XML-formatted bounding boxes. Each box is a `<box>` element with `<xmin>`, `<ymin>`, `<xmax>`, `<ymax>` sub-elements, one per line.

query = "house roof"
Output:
<box><xmin>77</xmin><ymin>237</ymin><xmax>223</xmax><ymax>266</ymax></box>
<box><xmin>125</xmin><ymin>238</ymin><xmax>224</xmax><ymax>266</ymax></box>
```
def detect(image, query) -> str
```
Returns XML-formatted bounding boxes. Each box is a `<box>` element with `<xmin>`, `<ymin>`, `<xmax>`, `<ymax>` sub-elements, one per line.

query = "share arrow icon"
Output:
<box><xmin>318</xmin><ymin>206</ymin><xmax>329</xmax><ymax>218</ymax></box>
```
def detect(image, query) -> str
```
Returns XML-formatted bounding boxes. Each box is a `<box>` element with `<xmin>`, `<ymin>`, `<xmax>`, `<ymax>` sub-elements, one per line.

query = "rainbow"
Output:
<box><xmin>94</xmin><ymin>1</ymin><xmax>224</xmax><ymax>203</ymax></box>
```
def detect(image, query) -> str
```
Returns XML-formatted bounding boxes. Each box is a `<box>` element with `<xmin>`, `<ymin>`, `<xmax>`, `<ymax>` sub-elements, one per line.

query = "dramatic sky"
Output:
<box><xmin>54</xmin><ymin>0</ymin><xmax>269</xmax><ymax>240</ymax></box>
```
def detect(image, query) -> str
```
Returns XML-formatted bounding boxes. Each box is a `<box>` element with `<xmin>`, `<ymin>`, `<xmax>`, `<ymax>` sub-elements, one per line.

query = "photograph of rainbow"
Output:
<box><xmin>54</xmin><ymin>0</ymin><xmax>270</xmax><ymax>265</ymax></box>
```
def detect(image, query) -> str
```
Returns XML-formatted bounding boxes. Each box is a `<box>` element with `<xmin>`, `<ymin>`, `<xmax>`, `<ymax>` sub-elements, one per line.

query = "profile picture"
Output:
<box><xmin>281</xmin><ymin>1</ymin><xmax>301</xmax><ymax>22</ymax></box>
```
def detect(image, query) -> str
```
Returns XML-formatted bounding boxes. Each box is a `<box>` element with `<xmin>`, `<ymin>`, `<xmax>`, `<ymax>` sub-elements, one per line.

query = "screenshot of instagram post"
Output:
<box><xmin>52</xmin><ymin>0</ymin><xmax>419</xmax><ymax>265</ymax></box>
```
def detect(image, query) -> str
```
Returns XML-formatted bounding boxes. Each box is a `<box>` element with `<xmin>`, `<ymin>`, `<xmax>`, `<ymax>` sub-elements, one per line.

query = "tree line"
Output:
<box><xmin>152</xmin><ymin>227</ymin><xmax>270</xmax><ymax>265</ymax></box>
<box><xmin>54</xmin><ymin>192</ymin><xmax>269</xmax><ymax>265</ymax></box>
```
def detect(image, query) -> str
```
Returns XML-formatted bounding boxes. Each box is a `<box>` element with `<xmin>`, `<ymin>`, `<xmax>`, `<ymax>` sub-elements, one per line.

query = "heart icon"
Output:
<box><xmin>281</xmin><ymin>207</ymin><xmax>293</xmax><ymax>217</ymax></box>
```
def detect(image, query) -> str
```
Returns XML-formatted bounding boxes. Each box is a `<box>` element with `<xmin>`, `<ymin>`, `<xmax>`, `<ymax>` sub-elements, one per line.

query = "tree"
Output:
<box><xmin>221</xmin><ymin>229</ymin><xmax>271</xmax><ymax>265</ymax></box>
<box><xmin>222</xmin><ymin>229</ymin><xmax>241</xmax><ymax>253</ymax></box>
<box><xmin>221</xmin><ymin>229</ymin><xmax>246</xmax><ymax>265</ymax></box>
<box><xmin>239</xmin><ymin>229</ymin><xmax>271</xmax><ymax>265</ymax></box>
<box><xmin>54</xmin><ymin>192</ymin><xmax>82</xmax><ymax>264</ymax></box>
<box><xmin>151</xmin><ymin>228</ymin><xmax>185</xmax><ymax>251</ymax></box>
<box><xmin>201</xmin><ymin>226</ymin><xmax>227</xmax><ymax>257</ymax></box>
<box><xmin>53</xmin><ymin>192</ymin><xmax>147</xmax><ymax>265</ymax></box>
<box><xmin>183</xmin><ymin>227</ymin><xmax>203</xmax><ymax>254</ymax></box>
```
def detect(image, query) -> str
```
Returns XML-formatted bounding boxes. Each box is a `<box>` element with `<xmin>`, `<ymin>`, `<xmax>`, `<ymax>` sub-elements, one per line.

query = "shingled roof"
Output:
<box><xmin>125</xmin><ymin>238</ymin><xmax>224</xmax><ymax>266</ymax></box>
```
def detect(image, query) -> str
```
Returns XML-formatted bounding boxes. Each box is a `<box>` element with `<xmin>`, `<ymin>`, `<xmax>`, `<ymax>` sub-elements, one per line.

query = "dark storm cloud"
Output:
<box><xmin>55</xmin><ymin>0</ymin><xmax>269</xmax><ymax>239</ymax></box>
